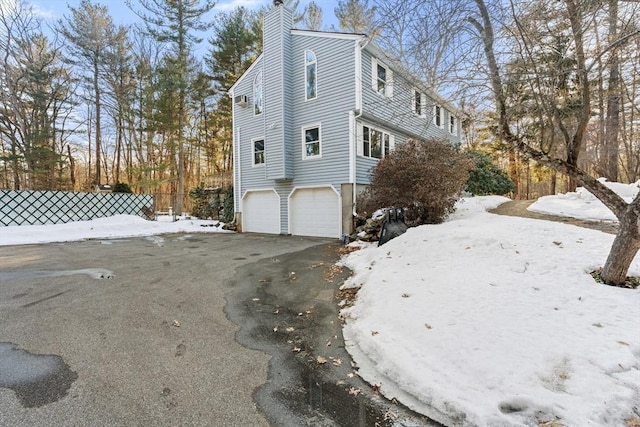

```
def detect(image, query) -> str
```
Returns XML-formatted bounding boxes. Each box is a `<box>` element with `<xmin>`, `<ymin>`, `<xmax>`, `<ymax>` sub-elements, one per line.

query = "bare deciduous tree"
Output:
<box><xmin>470</xmin><ymin>0</ymin><xmax>640</xmax><ymax>286</ymax></box>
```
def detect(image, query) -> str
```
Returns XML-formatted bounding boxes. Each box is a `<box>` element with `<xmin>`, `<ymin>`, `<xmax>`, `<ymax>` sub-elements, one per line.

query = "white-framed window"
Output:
<box><xmin>433</xmin><ymin>105</ymin><xmax>444</xmax><ymax>128</ymax></box>
<box><xmin>253</xmin><ymin>71</ymin><xmax>263</xmax><ymax>115</ymax></box>
<box><xmin>305</xmin><ymin>50</ymin><xmax>317</xmax><ymax>100</ymax></box>
<box><xmin>252</xmin><ymin>138</ymin><xmax>265</xmax><ymax>166</ymax></box>
<box><xmin>371</xmin><ymin>57</ymin><xmax>393</xmax><ymax>98</ymax></box>
<box><xmin>358</xmin><ymin>125</ymin><xmax>394</xmax><ymax>159</ymax></box>
<box><xmin>449</xmin><ymin>115</ymin><xmax>457</xmax><ymax>135</ymax></box>
<box><xmin>302</xmin><ymin>123</ymin><xmax>321</xmax><ymax>159</ymax></box>
<box><xmin>412</xmin><ymin>89</ymin><xmax>426</xmax><ymax>117</ymax></box>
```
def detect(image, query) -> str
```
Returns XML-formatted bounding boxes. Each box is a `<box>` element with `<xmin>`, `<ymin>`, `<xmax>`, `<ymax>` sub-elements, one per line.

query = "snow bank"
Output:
<box><xmin>529</xmin><ymin>179</ymin><xmax>639</xmax><ymax>222</ymax></box>
<box><xmin>340</xmin><ymin>197</ymin><xmax>640</xmax><ymax>426</ymax></box>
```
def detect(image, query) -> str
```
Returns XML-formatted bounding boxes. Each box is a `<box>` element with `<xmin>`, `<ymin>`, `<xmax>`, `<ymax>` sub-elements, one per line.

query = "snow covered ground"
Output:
<box><xmin>340</xmin><ymin>182</ymin><xmax>640</xmax><ymax>426</ymax></box>
<box><xmin>1</xmin><ymin>182</ymin><xmax>639</xmax><ymax>426</ymax></box>
<box><xmin>528</xmin><ymin>178</ymin><xmax>639</xmax><ymax>222</ymax></box>
<box><xmin>0</xmin><ymin>214</ymin><xmax>229</xmax><ymax>246</ymax></box>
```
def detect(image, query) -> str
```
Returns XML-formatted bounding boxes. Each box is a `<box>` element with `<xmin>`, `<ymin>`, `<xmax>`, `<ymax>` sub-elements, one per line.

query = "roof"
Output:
<box><xmin>228</xmin><ymin>27</ymin><xmax>458</xmax><ymax>114</ymax></box>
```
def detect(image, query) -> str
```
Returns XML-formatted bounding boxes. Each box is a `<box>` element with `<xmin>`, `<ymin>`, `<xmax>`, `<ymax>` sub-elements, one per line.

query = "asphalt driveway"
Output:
<box><xmin>0</xmin><ymin>233</ymin><xmax>331</xmax><ymax>426</ymax></box>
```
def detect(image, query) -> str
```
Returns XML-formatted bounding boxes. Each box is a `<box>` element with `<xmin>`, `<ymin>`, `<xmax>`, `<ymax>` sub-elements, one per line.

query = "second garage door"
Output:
<box><xmin>289</xmin><ymin>187</ymin><xmax>340</xmax><ymax>238</ymax></box>
<box><xmin>242</xmin><ymin>190</ymin><xmax>280</xmax><ymax>234</ymax></box>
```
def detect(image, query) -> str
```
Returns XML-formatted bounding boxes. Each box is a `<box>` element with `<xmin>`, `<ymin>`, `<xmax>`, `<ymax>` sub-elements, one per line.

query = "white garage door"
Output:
<box><xmin>242</xmin><ymin>190</ymin><xmax>280</xmax><ymax>234</ymax></box>
<box><xmin>289</xmin><ymin>187</ymin><xmax>340</xmax><ymax>238</ymax></box>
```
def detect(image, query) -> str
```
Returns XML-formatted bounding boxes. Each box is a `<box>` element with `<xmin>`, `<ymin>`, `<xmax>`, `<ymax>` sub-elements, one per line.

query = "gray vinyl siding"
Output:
<box><xmin>289</xmin><ymin>35</ymin><xmax>356</xmax><ymax>189</ymax></box>
<box><xmin>263</xmin><ymin>6</ymin><xmax>293</xmax><ymax>180</ymax></box>
<box><xmin>231</xmin><ymin>56</ymin><xmax>269</xmax><ymax>210</ymax></box>
<box><xmin>355</xmin><ymin>123</ymin><xmax>407</xmax><ymax>183</ymax></box>
<box><xmin>360</xmin><ymin>49</ymin><xmax>460</xmax><ymax>145</ymax></box>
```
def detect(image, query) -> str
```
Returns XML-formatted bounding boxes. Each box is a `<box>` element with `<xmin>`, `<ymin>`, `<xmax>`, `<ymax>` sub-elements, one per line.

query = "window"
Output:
<box><xmin>433</xmin><ymin>105</ymin><xmax>443</xmax><ymax>128</ymax></box>
<box><xmin>302</xmin><ymin>124</ymin><xmax>321</xmax><ymax>159</ymax></box>
<box><xmin>252</xmin><ymin>138</ymin><xmax>265</xmax><ymax>165</ymax></box>
<box><xmin>372</xmin><ymin>58</ymin><xmax>393</xmax><ymax>98</ymax></box>
<box><xmin>413</xmin><ymin>90</ymin><xmax>425</xmax><ymax>117</ymax></box>
<box><xmin>360</xmin><ymin>125</ymin><xmax>393</xmax><ymax>159</ymax></box>
<box><xmin>449</xmin><ymin>115</ymin><xmax>457</xmax><ymax>135</ymax></box>
<box><xmin>305</xmin><ymin>50</ymin><xmax>317</xmax><ymax>100</ymax></box>
<box><xmin>253</xmin><ymin>71</ymin><xmax>263</xmax><ymax>115</ymax></box>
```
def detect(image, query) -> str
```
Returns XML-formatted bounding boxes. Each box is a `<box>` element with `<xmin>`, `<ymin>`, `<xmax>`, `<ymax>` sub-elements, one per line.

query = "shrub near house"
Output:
<box><xmin>358</xmin><ymin>138</ymin><xmax>473</xmax><ymax>227</ymax></box>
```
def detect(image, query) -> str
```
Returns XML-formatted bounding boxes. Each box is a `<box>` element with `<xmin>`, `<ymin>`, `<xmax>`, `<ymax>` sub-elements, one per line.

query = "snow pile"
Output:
<box><xmin>0</xmin><ymin>215</ymin><xmax>230</xmax><ymax>246</ymax></box>
<box><xmin>529</xmin><ymin>178</ymin><xmax>639</xmax><ymax>221</ymax></box>
<box><xmin>340</xmin><ymin>196</ymin><xmax>640</xmax><ymax>426</ymax></box>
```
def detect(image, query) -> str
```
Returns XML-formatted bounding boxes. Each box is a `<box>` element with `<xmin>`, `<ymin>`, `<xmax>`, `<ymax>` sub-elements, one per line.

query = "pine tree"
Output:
<box><xmin>128</xmin><ymin>0</ymin><xmax>216</xmax><ymax>214</ymax></box>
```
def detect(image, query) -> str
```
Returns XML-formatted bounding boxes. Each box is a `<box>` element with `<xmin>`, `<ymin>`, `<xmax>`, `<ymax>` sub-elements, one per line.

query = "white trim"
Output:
<box><xmin>412</xmin><ymin>89</ymin><xmax>426</xmax><ymax>118</ymax></box>
<box><xmin>301</xmin><ymin>122</ymin><xmax>322</xmax><ymax>160</ymax></box>
<box><xmin>449</xmin><ymin>114</ymin><xmax>458</xmax><ymax>136</ymax></box>
<box><xmin>433</xmin><ymin>104</ymin><xmax>444</xmax><ymax>129</ymax></box>
<box><xmin>251</xmin><ymin>136</ymin><xmax>265</xmax><ymax>167</ymax></box>
<box><xmin>349</xmin><ymin>111</ymin><xmax>356</xmax><ymax>185</ymax></box>
<box><xmin>253</xmin><ymin>70</ymin><xmax>263</xmax><ymax>116</ymax></box>
<box><xmin>358</xmin><ymin>122</ymin><xmax>393</xmax><ymax>160</ymax></box>
<box><xmin>241</xmin><ymin>189</ymin><xmax>281</xmax><ymax>235</ymax></box>
<box><xmin>229</xmin><ymin>53</ymin><xmax>263</xmax><ymax>93</ymax></box>
<box><xmin>372</xmin><ymin>57</ymin><xmax>392</xmax><ymax>98</ymax></box>
<box><xmin>233</xmin><ymin>119</ymin><xmax>241</xmax><ymax>212</ymax></box>
<box><xmin>287</xmin><ymin>185</ymin><xmax>342</xmax><ymax>238</ymax></box>
<box><xmin>304</xmin><ymin>49</ymin><xmax>317</xmax><ymax>101</ymax></box>
<box><xmin>290</xmin><ymin>29</ymin><xmax>365</xmax><ymax>41</ymax></box>
<box><xmin>355</xmin><ymin>39</ymin><xmax>362</xmax><ymax>112</ymax></box>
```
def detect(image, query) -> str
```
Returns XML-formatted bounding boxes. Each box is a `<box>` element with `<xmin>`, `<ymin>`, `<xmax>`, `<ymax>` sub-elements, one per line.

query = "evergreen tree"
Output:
<box><xmin>303</xmin><ymin>1</ymin><xmax>323</xmax><ymax>31</ymax></box>
<box><xmin>60</xmin><ymin>0</ymin><xmax>118</xmax><ymax>187</ymax></box>
<box><xmin>334</xmin><ymin>0</ymin><xmax>379</xmax><ymax>36</ymax></box>
<box><xmin>205</xmin><ymin>7</ymin><xmax>260</xmax><ymax>178</ymax></box>
<box><xmin>128</xmin><ymin>0</ymin><xmax>216</xmax><ymax>214</ymax></box>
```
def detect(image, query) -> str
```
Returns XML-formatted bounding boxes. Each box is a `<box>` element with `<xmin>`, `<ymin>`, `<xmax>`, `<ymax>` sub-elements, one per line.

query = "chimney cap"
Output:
<box><xmin>273</xmin><ymin>0</ymin><xmax>284</xmax><ymax>6</ymax></box>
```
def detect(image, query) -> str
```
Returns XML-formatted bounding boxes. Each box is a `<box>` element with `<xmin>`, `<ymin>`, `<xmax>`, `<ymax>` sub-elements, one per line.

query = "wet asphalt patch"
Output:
<box><xmin>0</xmin><ymin>343</ymin><xmax>78</xmax><ymax>408</ymax></box>
<box><xmin>224</xmin><ymin>242</ymin><xmax>438</xmax><ymax>426</ymax></box>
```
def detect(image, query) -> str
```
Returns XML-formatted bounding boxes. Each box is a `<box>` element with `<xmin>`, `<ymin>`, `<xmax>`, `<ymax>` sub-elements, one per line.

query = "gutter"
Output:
<box><xmin>350</xmin><ymin>36</ymin><xmax>369</xmax><ymax>217</ymax></box>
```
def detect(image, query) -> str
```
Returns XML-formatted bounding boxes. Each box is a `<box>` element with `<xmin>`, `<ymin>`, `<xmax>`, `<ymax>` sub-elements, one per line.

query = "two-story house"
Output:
<box><xmin>229</xmin><ymin>2</ymin><xmax>461</xmax><ymax>238</ymax></box>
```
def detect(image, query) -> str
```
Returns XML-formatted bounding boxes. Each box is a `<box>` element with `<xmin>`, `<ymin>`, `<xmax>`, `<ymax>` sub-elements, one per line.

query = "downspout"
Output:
<box><xmin>350</xmin><ymin>35</ymin><xmax>370</xmax><ymax>216</ymax></box>
<box><xmin>229</xmin><ymin>90</ymin><xmax>241</xmax><ymax>216</ymax></box>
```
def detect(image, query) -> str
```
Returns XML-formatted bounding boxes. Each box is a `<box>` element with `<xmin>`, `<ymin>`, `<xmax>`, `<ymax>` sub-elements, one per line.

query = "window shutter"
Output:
<box><xmin>356</xmin><ymin>124</ymin><xmax>364</xmax><ymax>156</ymax></box>
<box><xmin>387</xmin><ymin>69</ymin><xmax>394</xmax><ymax>97</ymax></box>
<box><xmin>371</xmin><ymin>58</ymin><xmax>377</xmax><ymax>91</ymax></box>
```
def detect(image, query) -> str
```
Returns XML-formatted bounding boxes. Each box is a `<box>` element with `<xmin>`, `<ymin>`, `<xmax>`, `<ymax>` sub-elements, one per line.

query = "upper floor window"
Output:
<box><xmin>252</xmin><ymin>138</ymin><xmax>265</xmax><ymax>165</ymax></box>
<box><xmin>360</xmin><ymin>125</ymin><xmax>393</xmax><ymax>159</ymax></box>
<box><xmin>433</xmin><ymin>105</ymin><xmax>444</xmax><ymax>128</ymax></box>
<box><xmin>253</xmin><ymin>71</ymin><xmax>263</xmax><ymax>115</ymax></box>
<box><xmin>449</xmin><ymin>115</ymin><xmax>457</xmax><ymax>135</ymax></box>
<box><xmin>413</xmin><ymin>90</ymin><xmax>426</xmax><ymax>117</ymax></box>
<box><xmin>302</xmin><ymin>124</ymin><xmax>321</xmax><ymax>159</ymax></box>
<box><xmin>372</xmin><ymin>58</ymin><xmax>393</xmax><ymax>98</ymax></box>
<box><xmin>305</xmin><ymin>50</ymin><xmax>317</xmax><ymax>100</ymax></box>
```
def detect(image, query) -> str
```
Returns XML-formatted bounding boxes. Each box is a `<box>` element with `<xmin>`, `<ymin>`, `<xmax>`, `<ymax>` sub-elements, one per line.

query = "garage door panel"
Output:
<box><xmin>290</xmin><ymin>188</ymin><xmax>340</xmax><ymax>238</ymax></box>
<box><xmin>243</xmin><ymin>190</ymin><xmax>280</xmax><ymax>234</ymax></box>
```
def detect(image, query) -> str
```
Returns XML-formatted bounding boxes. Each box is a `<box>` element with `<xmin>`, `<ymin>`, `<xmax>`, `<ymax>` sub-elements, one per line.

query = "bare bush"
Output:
<box><xmin>358</xmin><ymin>138</ymin><xmax>473</xmax><ymax>226</ymax></box>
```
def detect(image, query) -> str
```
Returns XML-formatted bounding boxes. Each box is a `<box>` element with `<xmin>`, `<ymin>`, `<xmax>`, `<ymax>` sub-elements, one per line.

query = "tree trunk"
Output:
<box><xmin>602</xmin><ymin>198</ymin><xmax>640</xmax><ymax>285</ymax></box>
<box><xmin>94</xmin><ymin>62</ymin><xmax>101</xmax><ymax>186</ymax></box>
<box><xmin>603</xmin><ymin>0</ymin><xmax>620</xmax><ymax>182</ymax></box>
<box><xmin>67</xmin><ymin>144</ymin><xmax>76</xmax><ymax>189</ymax></box>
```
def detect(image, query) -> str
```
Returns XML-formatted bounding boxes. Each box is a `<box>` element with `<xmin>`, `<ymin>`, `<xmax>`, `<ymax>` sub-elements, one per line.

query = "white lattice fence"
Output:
<box><xmin>0</xmin><ymin>190</ymin><xmax>154</xmax><ymax>226</ymax></box>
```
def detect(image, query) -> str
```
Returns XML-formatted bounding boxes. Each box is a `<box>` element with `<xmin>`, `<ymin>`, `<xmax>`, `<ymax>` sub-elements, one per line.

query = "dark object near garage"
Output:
<box><xmin>378</xmin><ymin>207</ymin><xmax>407</xmax><ymax>246</ymax></box>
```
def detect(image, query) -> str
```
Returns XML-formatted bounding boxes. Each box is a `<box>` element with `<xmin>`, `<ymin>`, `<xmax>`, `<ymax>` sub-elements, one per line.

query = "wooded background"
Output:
<box><xmin>1</xmin><ymin>0</ymin><xmax>638</xmax><ymax>213</ymax></box>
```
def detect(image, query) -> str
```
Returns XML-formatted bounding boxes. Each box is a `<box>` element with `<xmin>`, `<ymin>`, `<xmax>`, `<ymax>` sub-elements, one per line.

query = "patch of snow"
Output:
<box><xmin>341</xmin><ymin>189</ymin><xmax>640</xmax><ymax>427</ymax></box>
<box><xmin>0</xmin><ymin>215</ymin><xmax>231</xmax><ymax>246</ymax></box>
<box><xmin>529</xmin><ymin>178</ymin><xmax>639</xmax><ymax>221</ymax></box>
